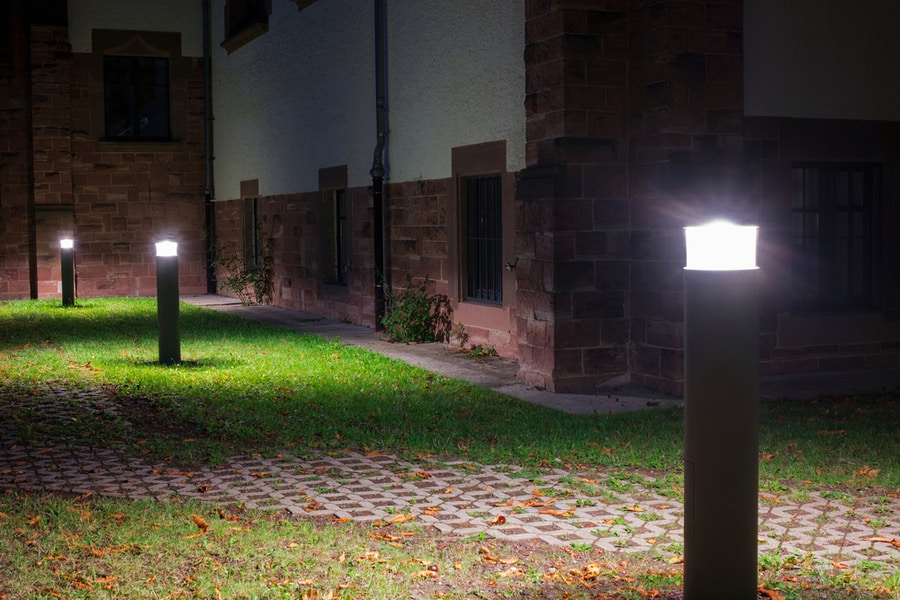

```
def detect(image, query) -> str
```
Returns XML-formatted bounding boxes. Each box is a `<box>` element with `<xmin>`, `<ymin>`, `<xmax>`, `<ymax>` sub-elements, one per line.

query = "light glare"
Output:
<box><xmin>156</xmin><ymin>240</ymin><xmax>178</xmax><ymax>257</ymax></box>
<box><xmin>60</xmin><ymin>238</ymin><xmax>74</xmax><ymax>249</ymax></box>
<box><xmin>684</xmin><ymin>221</ymin><xmax>758</xmax><ymax>271</ymax></box>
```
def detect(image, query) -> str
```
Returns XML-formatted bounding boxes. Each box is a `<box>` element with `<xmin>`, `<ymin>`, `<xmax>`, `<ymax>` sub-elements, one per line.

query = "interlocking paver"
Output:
<box><xmin>2</xmin><ymin>381</ymin><xmax>898</xmax><ymax>570</ymax></box>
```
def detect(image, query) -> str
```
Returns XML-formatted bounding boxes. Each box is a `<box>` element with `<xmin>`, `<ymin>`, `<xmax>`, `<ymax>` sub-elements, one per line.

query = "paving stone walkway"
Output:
<box><xmin>1</xmin><ymin>383</ymin><xmax>898</xmax><ymax>569</ymax></box>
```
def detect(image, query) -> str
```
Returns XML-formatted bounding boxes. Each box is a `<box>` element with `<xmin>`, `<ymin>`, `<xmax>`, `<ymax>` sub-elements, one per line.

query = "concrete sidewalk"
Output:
<box><xmin>183</xmin><ymin>294</ymin><xmax>900</xmax><ymax>413</ymax></box>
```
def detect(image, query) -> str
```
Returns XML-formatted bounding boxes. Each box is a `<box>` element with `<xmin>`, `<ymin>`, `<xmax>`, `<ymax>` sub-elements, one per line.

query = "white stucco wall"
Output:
<box><xmin>745</xmin><ymin>0</ymin><xmax>900</xmax><ymax>121</ymax></box>
<box><xmin>386</xmin><ymin>0</ymin><xmax>526</xmax><ymax>181</ymax></box>
<box><xmin>211</xmin><ymin>0</ymin><xmax>525</xmax><ymax>200</ymax></box>
<box><xmin>67</xmin><ymin>0</ymin><xmax>204</xmax><ymax>56</ymax></box>
<box><xmin>211</xmin><ymin>0</ymin><xmax>374</xmax><ymax>198</ymax></box>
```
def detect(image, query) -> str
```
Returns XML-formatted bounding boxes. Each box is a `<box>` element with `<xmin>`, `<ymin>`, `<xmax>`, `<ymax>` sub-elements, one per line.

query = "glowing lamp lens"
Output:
<box><xmin>684</xmin><ymin>221</ymin><xmax>758</xmax><ymax>271</ymax></box>
<box><xmin>155</xmin><ymin>241</ymin><xmax>178</xmax><ymax>257</ymax></box>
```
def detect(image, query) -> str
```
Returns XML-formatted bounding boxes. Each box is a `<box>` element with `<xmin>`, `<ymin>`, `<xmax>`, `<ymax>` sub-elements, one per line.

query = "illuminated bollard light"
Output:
<box><xmin>683</xmin><ymin>221</ymin><xmax>759</xmax><ymax>600</ymax></box>
<box><xmin>60</xmin><ymin>238</ymin><xmax>75</xmax><ymax>307</ymax></box>
<box><xmin>156</xmin><ymin>240</ymin><xmax>181</xmax><ymax>365</ymax></box>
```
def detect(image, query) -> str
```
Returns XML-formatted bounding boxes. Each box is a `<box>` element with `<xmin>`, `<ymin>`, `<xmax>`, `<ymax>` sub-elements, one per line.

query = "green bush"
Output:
<box><xmin>381</xmin><ymin>276</ymin><xmax>452</xmax><ymax>343</ymax></box>
<box><xmin>214</xmin><ymin>237</ymin><xmax>275</xmax><ymax>306</ymax></box>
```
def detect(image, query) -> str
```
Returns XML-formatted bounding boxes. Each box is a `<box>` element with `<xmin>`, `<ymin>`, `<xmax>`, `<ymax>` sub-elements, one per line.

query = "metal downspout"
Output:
<box><xmin>370</xmin><ymin>0</ymin><xmax>387</xmax><ymax>330</ymax></box>
<box><xmin>202</xmin><ymin>0</ymin><xmax>217</xmax><ymax>294</ymax></box>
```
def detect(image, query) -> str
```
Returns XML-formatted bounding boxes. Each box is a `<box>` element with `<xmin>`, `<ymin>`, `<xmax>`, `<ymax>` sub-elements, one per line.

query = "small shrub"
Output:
<box><xmin>214</xmin><ymin>237</ymin><xmax>275</xmax><ymax>306</ymax></box>
<box><xmin>381</xmin><ymin>276</ymin><xmax>452</xmax><ymax>343</ymax></box>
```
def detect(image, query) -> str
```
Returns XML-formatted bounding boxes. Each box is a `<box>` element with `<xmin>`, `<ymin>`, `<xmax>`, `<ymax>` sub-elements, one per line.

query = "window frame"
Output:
<box><xmin>790</xmin><ymin>162</ymin><xmax>881</xmax><ymax>312</ymax></box>
<box><xmin>461</xmin><ymin>174</ymin><xmax>503</xmax><ymax>305</ymax></box>
<box><xmin>321</xmin><ymin>188</ymin><xmax>350</xmax><ymax>286</ymax></box>
<box><xmin>242</xmin><ymin>196</ymin><xmax>259</xmax><ymax>269</ymax></box>
<box><xmin>88</xmin><ymin>30</ymin><xmax>187</xmax><ymax>146</ymax></box>
<box><xmin>103</xmin><ymin>55</ymin><xmax>171</xmax><ymax>141</ymax></box>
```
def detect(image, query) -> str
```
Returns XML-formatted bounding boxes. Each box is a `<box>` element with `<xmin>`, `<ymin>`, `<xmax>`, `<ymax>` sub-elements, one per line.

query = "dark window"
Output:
<box><xmin>791</xmin><ymin>163</ymin><xmax>880</xmax><ymax>311</ymax></box>
<box><xmin>322</xmin><ymin>189</ymin><xmax>350</xmax><ymax>285</ymax></box>
<box><xmin>243</xmin><ymin>197</ymin><xmax>259</xmax><ymax>269</ymax></box>
<box><xmin>103</xmin><ymin>56</ymin><xmax>170</xmax><ymax>140</ymax></box>
<box><xmin>463</xmin><ymin>175</ymin><xmax>502</xmax><ymax>304</ymax></box>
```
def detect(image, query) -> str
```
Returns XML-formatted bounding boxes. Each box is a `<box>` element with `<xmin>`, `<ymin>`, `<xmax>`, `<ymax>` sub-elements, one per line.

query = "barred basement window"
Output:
<box><xmin>791</xmin><ymin>163</ymin><xmax>880</xmax><ymax>311</ymax></box>
<box><xmin>463</xmin><ymin>175</ymin><xmax>502</xmax><ymax>304</ymax></box>
<box><xmin>243</xmin><ymin>197</ymin><xmax>259</xmax><ymax>269</ymax></box>
<box><xmin>322</xmin><ymin>188</ymin><xmax>350</xmax><ymax>285</ymax></box>
<box><xmin>103</xmin><ymin>56</ymin><xmax>171</xmax><ymax>140</ymax></box>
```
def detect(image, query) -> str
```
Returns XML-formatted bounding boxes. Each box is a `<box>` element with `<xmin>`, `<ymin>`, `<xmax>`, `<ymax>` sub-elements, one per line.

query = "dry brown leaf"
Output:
<box><xmin>489</xmin><ymin>515</ymin><xmax>507</xmax><ymax>526</ymax></box>
<box><xmin>523</xmin><ymin>498</ymin><xmax>555</xmax><ymax>507</ymax></box>
<box><xmin>758</xmin><ymin>586</ymin><xmax>787</xmax><ymax>600</ymax></box>
<box><xmin>412</xmin><ymin>569</ymin><xmax>439</xmax><ymax>579</ymax></box>
<box><xmin>387</xmin><ymin>513</ymin><xmax>415</xmax><ymax>524</ymax></box>
<box><xmin>539</xmin><ymin>509</ymin><xmax>574</xmax><ymax>518</ymax></box>
<box><xmin>190</xmin><ymin>514</ymin><xmax>209</xmax><ymax>533</ymax></box>
<box><xmin>861</xmin><ymin>536</ymin><xmax>900</xmax><ymax>548</ymax></box>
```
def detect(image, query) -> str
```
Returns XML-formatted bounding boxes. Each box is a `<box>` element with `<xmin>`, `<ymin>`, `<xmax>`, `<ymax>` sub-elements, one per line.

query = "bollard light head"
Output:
<box><xmin>155</xmin><ymin>240</ymin><xmax>178</xmax><ymax>257</ymax></box>
<box><xmin>60</xmin><ymin>238</ymin><xmax>74</xmax><ymax>250</ymax></box>
<box><xmin>684</xmin><ymin>221</ymin><xmax>758</xmax><ymax>271</ymax></box>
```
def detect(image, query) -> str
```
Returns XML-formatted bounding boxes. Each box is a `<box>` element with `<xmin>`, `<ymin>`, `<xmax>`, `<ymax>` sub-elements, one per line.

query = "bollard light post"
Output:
<box><xmin>60</xmin><ymin>238</ymin><xmax>75</xmax><ymax>307</ymax></box>
<box><xmin>683</xmin><ymin>221</ymin><xmax>759</xmax><ymax>600</ymax></box>
<box><xmin>156</xmin><ymin>240</ymin><xmax>181</xmax><ymax>365</ymax></box>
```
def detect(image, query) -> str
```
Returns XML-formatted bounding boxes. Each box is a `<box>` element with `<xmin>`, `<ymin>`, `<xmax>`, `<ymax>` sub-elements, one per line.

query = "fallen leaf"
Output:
<box><xmin>523</xmin><ymin>498</ymin><xmax>555</xmax><ymax>507</ymax></box>
<box><xmin>66</xmin><ymin>507</ymin><xmax>92</xmax><ymax>521</ymax></box>
<box><xmin>190</xmin><ymin>514</ymin><xmax>209</xmax><ymax>533</ymax></box>
<box><xmin>489</xmin><ymin>515</ymin><xmax>507</xmax><ymax>526</ymax></box>
<box><xmin>861</xmin><ymin>536</ymin><xmax>900</xmax><ymax>548</ymax></box>
<box><xmin>758</xmin><ymin>585</ymin><xmax>786</xmax><ymax>600</ymax></box>
<box><xmin>624</xmin><ymin>506</ymin><xmax>645</xmax><ymax>513</ymax></box>
<box><xmin>831</xmin><ymin>561</ymin><xmax>851</xmax><ymax>570</ymax></box>
<box><xmin>387</xmin><ymin>513</ymin><xmax>415</xmax><ymax>524</ymax></box>
<box><xmin>539</xmin><ymin>509</ymin><xmax>574</xmax><ymax>518</ymax></box>
<box><xmin>853</xmin><ymin>466</ymin><xmax>880</xmax><ymax>477</ymax></box>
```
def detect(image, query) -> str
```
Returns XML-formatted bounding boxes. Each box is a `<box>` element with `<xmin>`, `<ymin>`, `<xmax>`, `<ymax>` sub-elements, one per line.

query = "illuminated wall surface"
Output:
<box><xmin>208</xmin><ymin>0</ymin><xmax>526</xmax><ymax>199</ymax></box>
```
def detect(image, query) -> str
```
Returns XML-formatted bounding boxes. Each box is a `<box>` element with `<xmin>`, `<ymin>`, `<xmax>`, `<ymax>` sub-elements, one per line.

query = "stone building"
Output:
<box><xmin>2</xmin><ymin>0</ymin><xmax>898</xmax><ymax>394</ymax></box>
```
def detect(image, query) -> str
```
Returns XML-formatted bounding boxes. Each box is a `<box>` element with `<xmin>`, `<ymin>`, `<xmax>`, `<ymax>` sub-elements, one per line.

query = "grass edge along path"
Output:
<box><xmin>0</xmin><ymin>490</ymin><xmax>897</xmax><ymax>600</ymax></box>
<box><xmin>0</xmin><ymin>297</ymin><xmax>897</xmax><ymax>490</ymax></box>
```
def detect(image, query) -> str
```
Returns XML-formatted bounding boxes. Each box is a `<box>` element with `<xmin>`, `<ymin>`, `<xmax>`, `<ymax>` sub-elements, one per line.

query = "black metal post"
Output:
<box><xmin>60</xmin><ymin>239</ymin><xmax>74</xmax><ymax>307</ymax></box>
<box><xmin>156</xmin><ymin>243</ymin><xmax>181</xmax><ymax>365</ymax></box>
<box><xmin>683</xmin><ymin>267</ymin><xmax>759</xmax><ymax>599</ymax></box>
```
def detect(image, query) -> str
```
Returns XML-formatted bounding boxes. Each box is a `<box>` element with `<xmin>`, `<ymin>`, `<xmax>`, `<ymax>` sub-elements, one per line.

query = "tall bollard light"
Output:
<box><xmin>683</xmin><ymin>221</ymin><xmax>759</xmax><ymax>599</ymax></box>
<box><xmin>60</xmin><ymin>238</ymin><xmax>75</xmax><ymax>307</ymax></box>
<box><xmin>156</xmin><ymin>240</ymin><xmax>181</xmax><ymax>365</ymax></box>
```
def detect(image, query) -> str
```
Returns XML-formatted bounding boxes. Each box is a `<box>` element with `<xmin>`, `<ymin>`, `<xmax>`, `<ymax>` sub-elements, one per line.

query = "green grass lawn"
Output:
<box><xmin>0</xmin><ymin>298</ymin><xmax>897</xmax><ymax>599</ymax></box>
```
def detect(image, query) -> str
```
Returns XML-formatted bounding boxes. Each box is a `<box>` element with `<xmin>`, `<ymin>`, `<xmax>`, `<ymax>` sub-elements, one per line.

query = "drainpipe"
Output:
<box><xmin>21</xmin><ymin>1</ymin><xmax>37</xmax><ymax>298</ymax></box>
<box><xmin>369</xmin><ymin>0</ymin><xmax>388</xmax><ymax>330</ymax></box>
<box><xmin>202</xmin><ymin>0</ymin><xmax>217</xmax><ymax>294</ymax></box>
